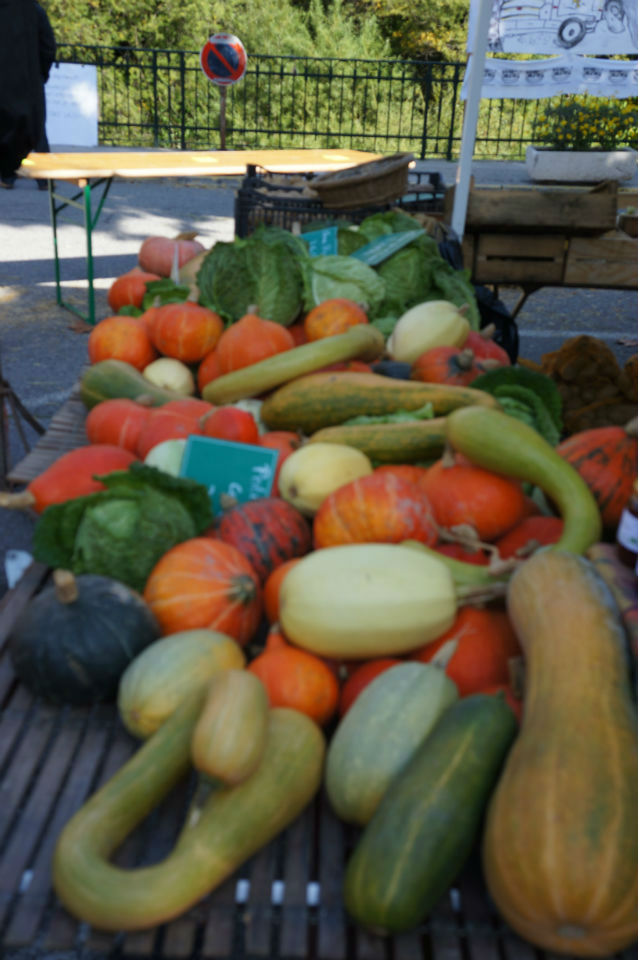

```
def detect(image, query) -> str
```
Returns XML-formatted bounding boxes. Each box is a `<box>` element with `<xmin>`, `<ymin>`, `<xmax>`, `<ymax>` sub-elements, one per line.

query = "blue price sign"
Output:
<box><xmin>302</xmin><ymin>226</ymin><xmax>339</xmax><ymax>257</ymax></box>
<box><xmin>180</xmin><ymin>435</ymin><xmax>278</xmax><ymax>513</ymax></box>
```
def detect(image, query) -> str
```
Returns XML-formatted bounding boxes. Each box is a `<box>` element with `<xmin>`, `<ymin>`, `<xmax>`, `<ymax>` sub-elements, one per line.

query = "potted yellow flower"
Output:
<box><xmin>526</xmin><ymin>95</ymin><xmax>638</xmax><ymax>182</ymax></box>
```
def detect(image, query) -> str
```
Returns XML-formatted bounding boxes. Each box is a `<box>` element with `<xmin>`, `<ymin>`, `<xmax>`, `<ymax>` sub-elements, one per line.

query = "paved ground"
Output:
<box><xmin>1</xmin><ymin>155</ymin><xmax>638</xmax><ymax>599</ymax></box>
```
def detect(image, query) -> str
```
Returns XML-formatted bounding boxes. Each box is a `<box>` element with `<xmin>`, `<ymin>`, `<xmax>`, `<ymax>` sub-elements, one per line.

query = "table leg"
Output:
<box><xmin>47</xmin><ymin>177</ymin><xmax>113</xmax><ymax>326</ymax></box>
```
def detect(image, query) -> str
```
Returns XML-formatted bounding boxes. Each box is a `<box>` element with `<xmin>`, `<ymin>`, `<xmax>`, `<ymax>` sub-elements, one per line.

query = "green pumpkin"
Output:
<box><xmin>9</xmin><ymin>569</ymin><xmax>160</xmax><ymax>705</ymax></box>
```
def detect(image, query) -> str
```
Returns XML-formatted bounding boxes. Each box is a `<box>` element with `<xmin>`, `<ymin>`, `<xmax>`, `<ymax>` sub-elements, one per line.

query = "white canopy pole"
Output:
<box><xmin>451</xmin><ymin>0</ymin><xmax>493</xmax><ymax>239</ymax></box>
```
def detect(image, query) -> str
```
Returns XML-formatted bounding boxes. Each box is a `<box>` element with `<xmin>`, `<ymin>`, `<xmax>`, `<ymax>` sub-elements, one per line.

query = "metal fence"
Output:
<box><xmin>56</xmin><ymin>44</ymin><xmax>548</xmax><ymax>160</ymax></box>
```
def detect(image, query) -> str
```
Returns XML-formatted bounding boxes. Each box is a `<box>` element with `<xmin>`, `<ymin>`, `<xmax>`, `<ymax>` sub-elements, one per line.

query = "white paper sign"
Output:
<box><xmin>45</xmin><ymin>63</ymin><xmax>98</xmax><ymax>147</ymax></box>
<box><xmin>468</xmin><ymin>0</ymin><xmax>638</xmax><ymax>55</ymax></box>
<box><xmin>461</xmin><ymin>51</ymin><xmax>638</xmax><ymax>98</ymax></box>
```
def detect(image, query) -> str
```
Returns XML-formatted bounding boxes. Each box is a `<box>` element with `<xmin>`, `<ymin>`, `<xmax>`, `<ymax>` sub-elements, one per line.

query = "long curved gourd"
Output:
<box><xmin>53</xmin><ymin>696</ymin><xmax>325</xmax><ymax>931</ymax></box>
<box><xmin>445</xmin><ymin>406</ymin><xmax>602</xmax><ymax>554</ymax></box>
<box><xmin>483</xmin><ymin>550</ymin><xmax>638</xmax><ymax>957</ymax></box>
<box><xmin>202</xmin><ymin>326</ymin><xmax>386</xmax><ymax>404</ymax></box>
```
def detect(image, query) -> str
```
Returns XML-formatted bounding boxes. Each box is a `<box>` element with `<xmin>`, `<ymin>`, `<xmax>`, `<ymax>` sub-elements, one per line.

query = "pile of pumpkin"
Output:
<box><xmin>5</xmin><ymin>230</ymin><xmax>638</xmax><ymax>956</ymax></box>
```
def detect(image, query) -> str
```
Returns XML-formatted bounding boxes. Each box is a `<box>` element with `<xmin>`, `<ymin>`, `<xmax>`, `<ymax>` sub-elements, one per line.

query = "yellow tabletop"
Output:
<box><xmin>19</xmin><ymin>148</ymin><xmax>382</xmax><ymax>180</ymax></box>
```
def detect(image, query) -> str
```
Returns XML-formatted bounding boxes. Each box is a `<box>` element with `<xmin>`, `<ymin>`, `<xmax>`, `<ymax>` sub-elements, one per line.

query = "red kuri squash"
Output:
<box><xmin>148</xmin><ymin>301</ymin><xmax>224</xmax><ymax>364</ymax></box>
<box><xmin>421</xmin><ymin>453</ymin><xmax>527</xmax><ymax>542</ymax></box>
<box><xmin>87</xmin><ymin>315</ymin><xmax>158</xmax><ymax>371</ymax></box>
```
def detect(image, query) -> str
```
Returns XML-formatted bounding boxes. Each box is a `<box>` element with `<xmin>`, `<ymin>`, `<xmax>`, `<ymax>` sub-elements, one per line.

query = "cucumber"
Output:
<box><xmin>343</xmin><ymin>693</ymin><xmax>517</xmax><ymax>935</ymax></box>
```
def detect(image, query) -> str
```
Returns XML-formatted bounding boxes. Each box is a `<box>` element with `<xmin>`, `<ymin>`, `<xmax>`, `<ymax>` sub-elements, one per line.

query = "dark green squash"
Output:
<box><xmin>9</xmin><ymin>569</ymin><xmax>160</xmax><ymax>705</ymax></box>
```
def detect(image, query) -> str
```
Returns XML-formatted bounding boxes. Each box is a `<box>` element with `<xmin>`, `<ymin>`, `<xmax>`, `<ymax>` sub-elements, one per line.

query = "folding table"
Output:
<box><xmin>18</xmin><ymin>149</ymin><xmax>381</xmax><ymax>325</ymax></box>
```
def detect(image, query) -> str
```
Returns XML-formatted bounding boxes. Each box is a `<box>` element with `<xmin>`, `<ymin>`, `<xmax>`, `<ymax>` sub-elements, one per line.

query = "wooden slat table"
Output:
<box><xmin>17</xmin><ymin>149</ymin><xmax>382</xmax><ymax>327</ymax></box>
<box><xmin>2</xmin><ymin>402</ymin><xmax>637</xmax><ymax>960</ymax></box>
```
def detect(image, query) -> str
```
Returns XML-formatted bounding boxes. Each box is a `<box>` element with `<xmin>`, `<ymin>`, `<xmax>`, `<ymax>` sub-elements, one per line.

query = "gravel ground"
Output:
<box><xmin>1</xmin><ymin>153</ymin><xmax>638</xmax><ymax>959</ymax></box>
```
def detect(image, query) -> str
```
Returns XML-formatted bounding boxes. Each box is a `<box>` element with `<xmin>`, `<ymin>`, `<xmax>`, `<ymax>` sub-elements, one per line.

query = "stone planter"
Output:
<box><xmin>526</xmin><ymin>145</ymin><xmax>637</xmax><ymax>183</ymax></box>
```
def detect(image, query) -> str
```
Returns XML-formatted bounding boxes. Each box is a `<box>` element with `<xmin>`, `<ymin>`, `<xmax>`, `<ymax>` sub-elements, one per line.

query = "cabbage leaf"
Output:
<box><xmin>32</xmin><ymin>463</ymin><xmax>214</xmax><ymax>593</ymax></box>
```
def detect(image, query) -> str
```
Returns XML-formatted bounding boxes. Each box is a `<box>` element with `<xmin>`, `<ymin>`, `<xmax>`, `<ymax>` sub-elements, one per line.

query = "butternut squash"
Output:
<box><xmin>482</xmin><ymin>550</ymin><xmax>638</xmax><ymax>957</ymax></box>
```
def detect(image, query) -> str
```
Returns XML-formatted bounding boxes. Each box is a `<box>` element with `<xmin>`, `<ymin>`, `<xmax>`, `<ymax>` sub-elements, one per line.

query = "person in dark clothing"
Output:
<box><xmin>0</xmin><ymin>0</ymin><xmax>56</xmax><ymax>189</ymax></box>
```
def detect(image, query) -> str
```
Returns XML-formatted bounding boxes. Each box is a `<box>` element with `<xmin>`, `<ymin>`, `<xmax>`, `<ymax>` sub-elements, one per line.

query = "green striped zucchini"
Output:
<box><xmin>343</xmin><ymin>693</ymin><xmax>517</xmax><ymax>935</ymax></box>
<box><xmin>309</xmin><ymin>417</ymin><xmax>447</xmax><ymax>463</ymax></box>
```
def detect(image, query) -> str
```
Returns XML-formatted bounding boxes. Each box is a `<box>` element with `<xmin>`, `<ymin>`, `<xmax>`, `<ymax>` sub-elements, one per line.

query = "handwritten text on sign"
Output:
<box><xmin>180</xmin><ymin>435</ymin><xmax>278</xmax><ymax>513</ymax></box>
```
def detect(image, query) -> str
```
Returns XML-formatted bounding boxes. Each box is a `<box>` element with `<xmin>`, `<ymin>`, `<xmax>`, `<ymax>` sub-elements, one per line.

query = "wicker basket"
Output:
<box><xmin>311</xmin><ymin>152</ymin><xmax>414</xmax><ymax>210</ymax></box>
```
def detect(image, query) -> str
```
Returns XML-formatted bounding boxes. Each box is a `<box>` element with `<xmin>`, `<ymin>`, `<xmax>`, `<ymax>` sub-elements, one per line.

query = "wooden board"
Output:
<box><xmin>564</xmin><ymin>234</ymin><xmax>638</xmax><ymax>287</ymax></box>
<box><xmin>470</xmin><ymin>233</ymin><xmax>567</xmax><ymax>285</ymax></box>
<box><xmin>19</xmin><ymin>149</ymin><xmax>383</xmax><ymax>181</ymax></box>
<box><xmin>444</xmin><ymin>182</ymin><xmax>618</xmax><ymax>235</ymax></box>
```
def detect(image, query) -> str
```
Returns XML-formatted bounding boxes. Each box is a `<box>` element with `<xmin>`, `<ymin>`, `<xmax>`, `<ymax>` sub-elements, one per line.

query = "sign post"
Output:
<box><xmin>199</xmin><ymin>33</ymin><xmax>247</xmax><ymax>150</ymax></box>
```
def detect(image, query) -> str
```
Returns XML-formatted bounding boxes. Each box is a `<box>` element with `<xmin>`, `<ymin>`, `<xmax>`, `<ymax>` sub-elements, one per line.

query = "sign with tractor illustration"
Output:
<box><xmin>471</xmin><ymin>0</ymin><xmax>638</xmax><ymax>54</ymax></box>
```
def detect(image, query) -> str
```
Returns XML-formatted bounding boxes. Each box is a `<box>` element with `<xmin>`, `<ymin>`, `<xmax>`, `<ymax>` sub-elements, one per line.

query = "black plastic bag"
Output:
<box><xmin>437</xmin><ymin>230</ymin><xmax>519</xmax><ymax>364</ymax></box>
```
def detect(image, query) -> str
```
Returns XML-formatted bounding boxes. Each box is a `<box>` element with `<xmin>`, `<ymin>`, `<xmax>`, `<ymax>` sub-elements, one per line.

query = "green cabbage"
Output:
<box><xmin>300</xmin><ymin>254</ymin><xmax>386</xmax><ymax>316</ymax></box>
<box><xmin>196</xmin><ymin>224</ymin><xmax>309</xmax><ymax>326</ymax></box>
<box><xmin>32</xmin><ymin>463</ymin><xmax>214</xmax><ymax>593</ymax></box>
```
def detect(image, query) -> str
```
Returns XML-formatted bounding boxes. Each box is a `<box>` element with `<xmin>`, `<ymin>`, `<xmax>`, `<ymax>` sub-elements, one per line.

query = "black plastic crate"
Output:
<box><xmin>234</xmin><ymin>165</ymin><xmax>445</xmax><ymax>238</ymax></box>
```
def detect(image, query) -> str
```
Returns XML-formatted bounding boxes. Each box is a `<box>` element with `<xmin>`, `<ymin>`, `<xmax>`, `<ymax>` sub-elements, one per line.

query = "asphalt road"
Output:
<box><xmin>2</xmin><ymin>156</ymin><xmax>638</xmax><ymax>599</ymax></box>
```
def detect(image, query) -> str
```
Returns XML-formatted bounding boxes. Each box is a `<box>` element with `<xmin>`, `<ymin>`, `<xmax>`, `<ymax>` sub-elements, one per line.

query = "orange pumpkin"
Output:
<box><xmin>313</xmin><ymin>472</ymin><xmax>438</xmax><ymax>548</ymax></box>
<box><xmin>464</xmin><ymin>326</ymin><xmax>511</xmax><ymax>365</ymax></box>
<box><xmin>495</xmin><ymin>515</ymin><xmax>564</xmax><ymax>559</ymax></box>
<box><xmin>107</xmin><ymin>268</ymin><xmax>161</xmax><ymax>313</ymax></box>
<box><xmin>143</xmin><ymin>537</ymin><xmax>262</xmax><ymax>645</ymax></box>
<box><xmin>197</xmin><ymin>348</ymin><xmax>223</xmax><ymax>393</ymax></box>
<box><xmin>304</xmin><ymin>298</ymin><xmax>369</xmax><ymax>341</ymax></box>
<box><xmin>409</xmin><ymin>605</ymin><xmax>522</xmax><ymax>698</ymax></box>
<box><xmin>287</xmin><ymin>321</ymin><xmax>309</xmax><ymax>346</ymax></box>
<box><xmin>200</xmin><ymin>406</ymin><xmax>260</xmax><ymax>445</ymax></box>
<box><xmin>87</xmin><ymin>315</ymin><xmax>158</xmax><ymax>371</ymax></box>
<box><xmin>247</xmin><ymin>629</ymin><xmax>339</xmax><ymax>726</ymax></box>
<box><xmin>148</xmin><ymin>301</ymin><xmax>224</xmax><ymax>364</ymax></box>
<box><xmin>85</xmin><ymin>398</ymin><xmax>152</xmax><ymax>453</ymax></box>
<box><xmin>138</xmin><ymin>234</ymin><xmax>205</xmax><ymax>277</ymax></box>
<box><xmin>338</xmin><ymin>657</ymin><xmax>403</xmax><ymax>717</ymax></box>
<box><xmin>215</xmin><ymin>312</ymin><xmax>295</xmax><ymax>374</ymax></box>
<box><xmin>411</xmin><ymin>346</ymin><xmax>495</xmax><ymax>386</ymax></box>
<box><xmin>421</xmin><ymin>454</ymin><xmax>527</xmax><ymax>542</ymax></box>
<box><xmin>556</xmin><ymin>419</ymin><xmax>638</xmax><ymax>532</ymax></box>
<box><xmin>135</xmin><ymin>398</ymin><xmax>213</xmax><ymax>459</ymax></box>
<box><xmin>263</xmin><ymin>558</ymin><xmax>303</xmax><ymax>624</ymax></box>
<box><xmin>373</xmin><ymin>464</ymin><xmax>430</xmax><ymax>492</ymax></box>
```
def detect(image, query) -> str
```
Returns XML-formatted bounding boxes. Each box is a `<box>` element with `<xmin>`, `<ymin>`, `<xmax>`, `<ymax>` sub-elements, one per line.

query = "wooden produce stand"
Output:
<box><xmin>444</xmin><ymin>180</ymin><xmax>638</xmax><ymax>317</ymax></box>
<box><xmin>2</xmin><ymin>397</ymin><xmax>638</xmax><ymax>960</ymax></box>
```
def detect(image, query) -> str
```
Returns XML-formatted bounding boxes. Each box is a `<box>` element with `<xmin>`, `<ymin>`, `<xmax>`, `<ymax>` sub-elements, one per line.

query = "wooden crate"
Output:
<box><xmin>445</xmin><ymin>181</ymin><xmax>618</xmax><ymax>235</ymax></box>
<box><xmin>565</xmin><ymin>233</ymin><xmax>638</xmax><ymax>287</ymax></box>
<box><xmin>466</xmin><ymin>233</ymin><xmax>567</xmax><ymax>286</ymax></box>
